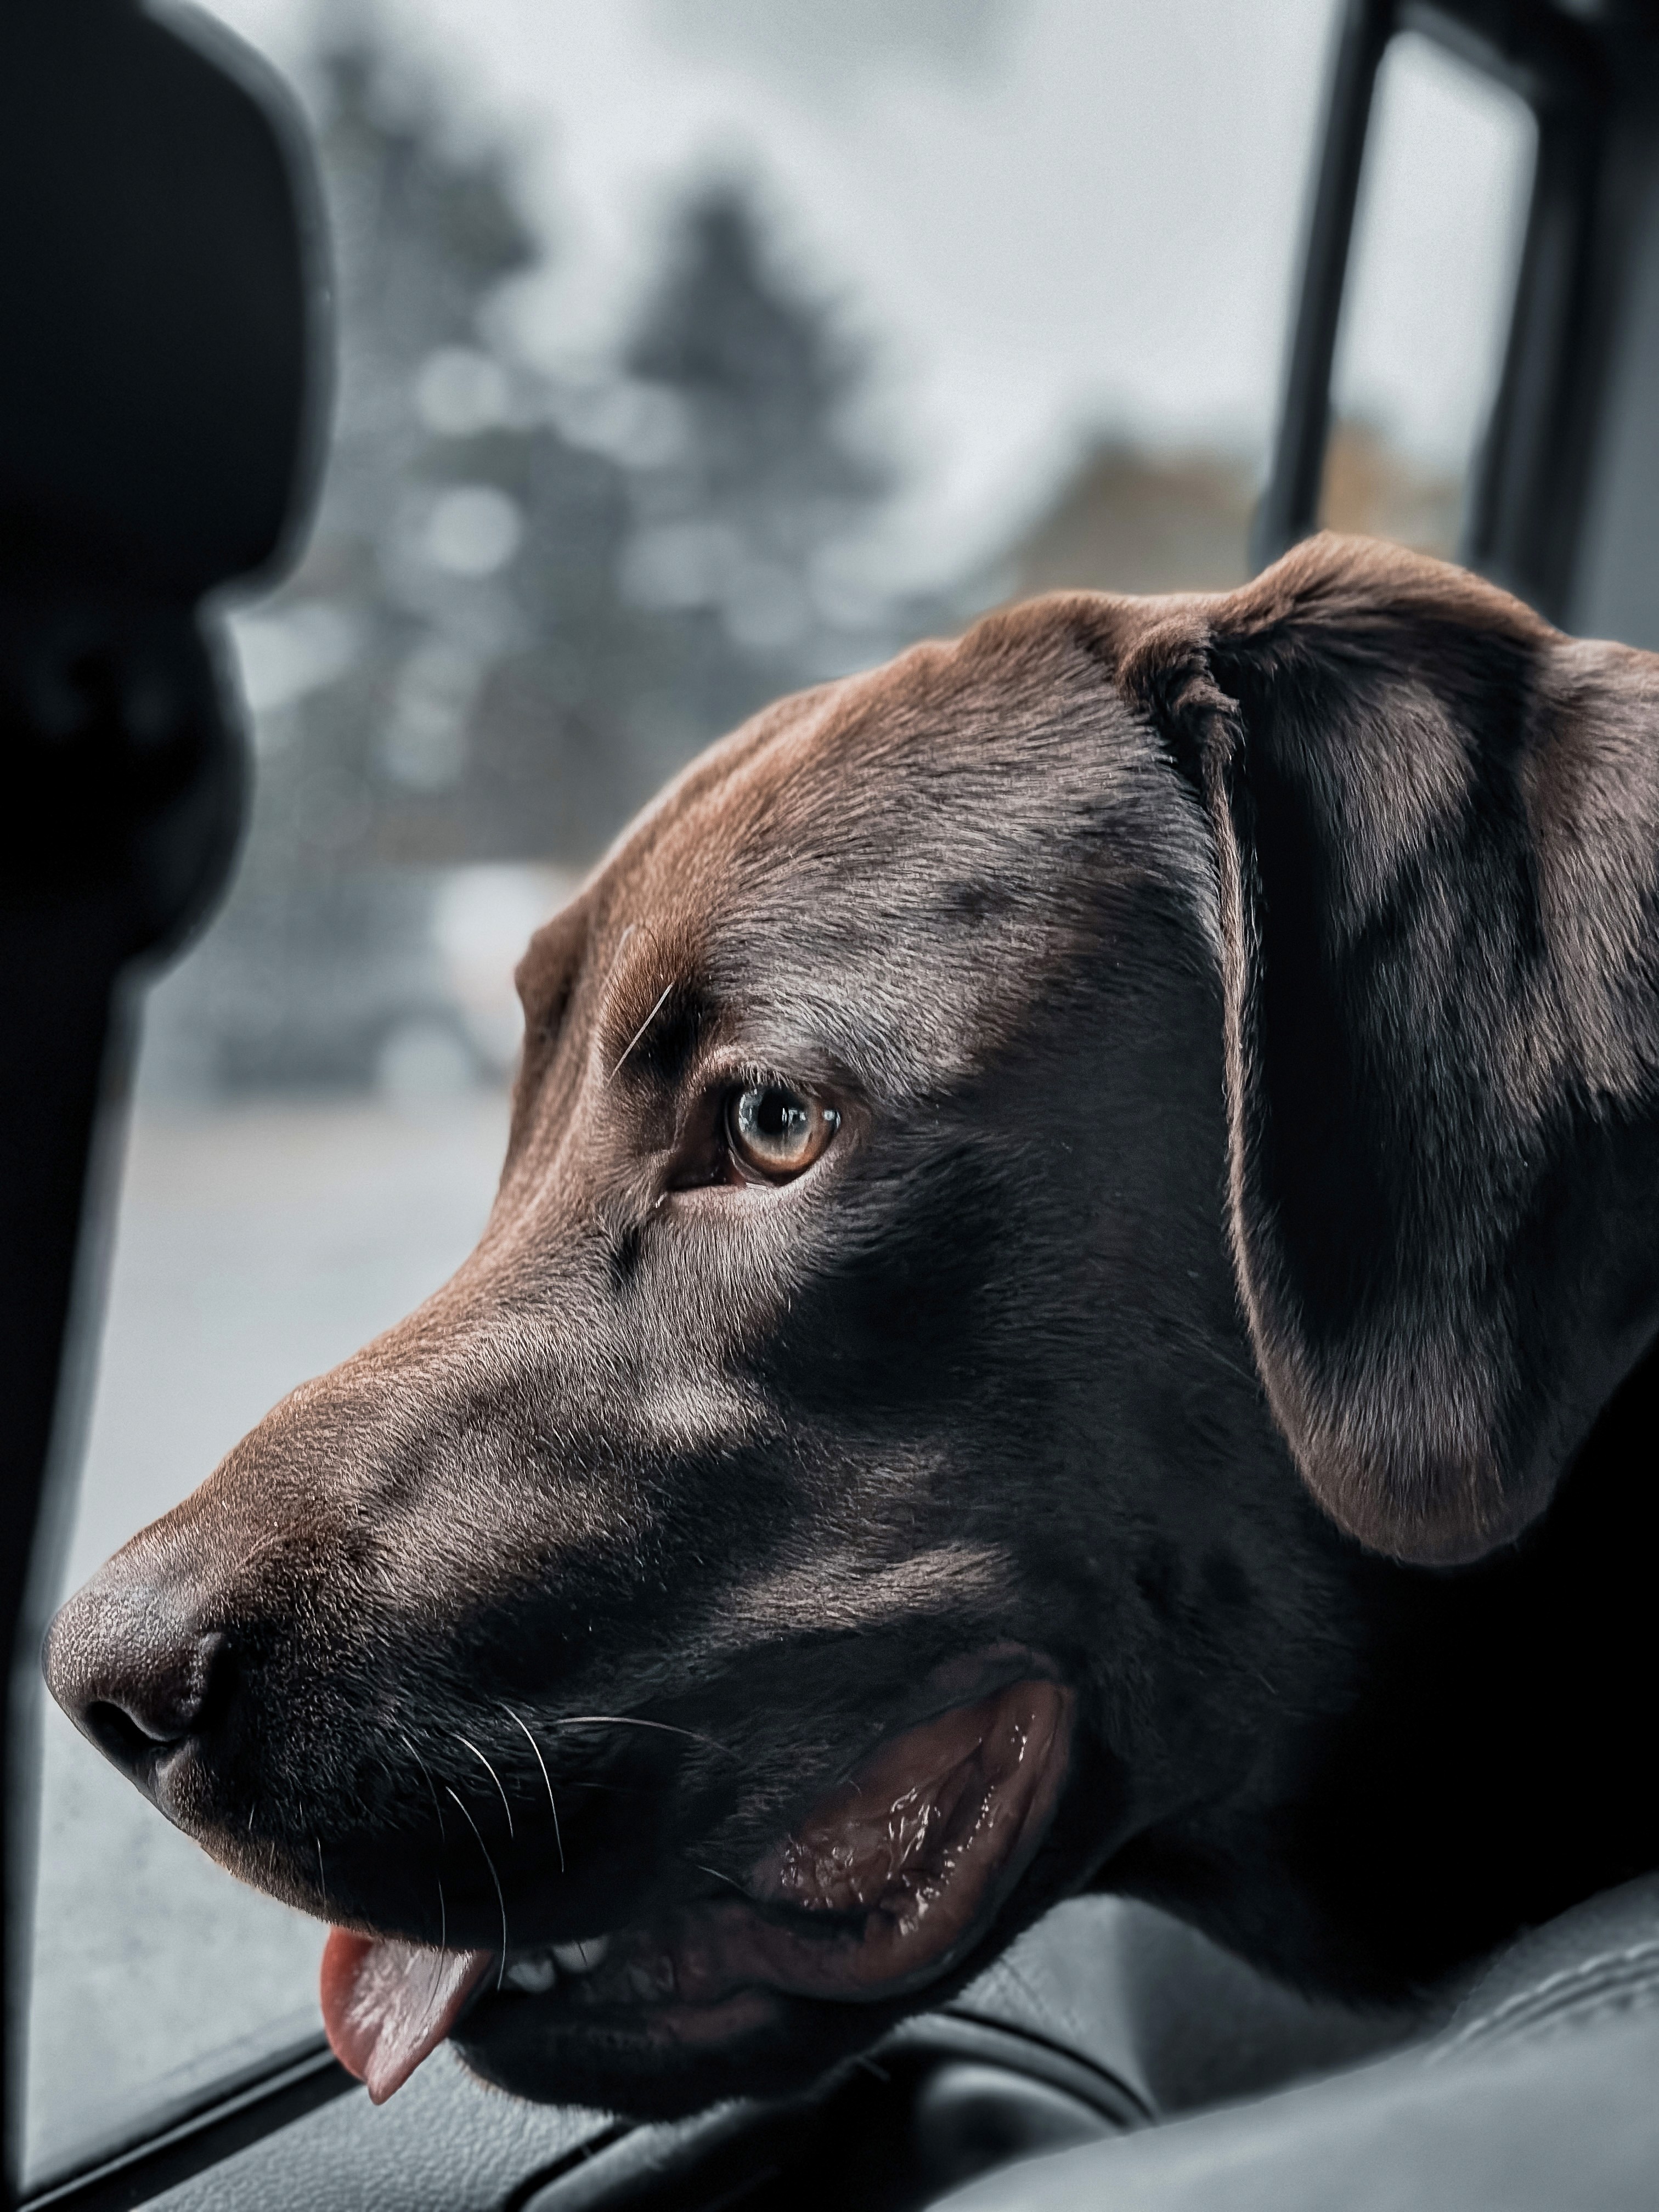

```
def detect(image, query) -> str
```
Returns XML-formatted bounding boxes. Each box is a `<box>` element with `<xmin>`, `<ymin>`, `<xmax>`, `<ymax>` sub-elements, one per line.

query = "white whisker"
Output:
<box><xmin>693</xmin><ymin>1861</ymin><xmax>750</xmax><ymax>1899</ymax></box>
<box><xmin>501</xmin><ymin>1706</ymin><xmax>564</xmax><ymax>1875</ymax></box>
<box><xmin>552</xmin><ymin>1713</ymin><xmax>733</xmax><ymax>1758</ymax></box>
<box><xmin>398</xmin><ymin>1728</ymin><xmax>448</xmax><ymax>1844</ymax></box>
<box><xmin>455</xmin><ymin>1733</ymin><xmax>516</xmax><ymax>1841</ymax></box>
<box><xmin>608</xmin><ymin>981</ymin><xmax>673</xmax><ymax>1081</ymax></box>
<box><xmin>446</xmin><ymin>1786</ymin><xmax>509</xmax><ymax>1989</ymax></box>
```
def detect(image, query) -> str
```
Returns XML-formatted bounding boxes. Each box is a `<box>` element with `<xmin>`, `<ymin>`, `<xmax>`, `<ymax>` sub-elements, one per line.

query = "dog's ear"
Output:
<box><xmin>1121</xmin><ymin>534</ymin><xmax>1659</xmax><ymax>1565</ymax></box>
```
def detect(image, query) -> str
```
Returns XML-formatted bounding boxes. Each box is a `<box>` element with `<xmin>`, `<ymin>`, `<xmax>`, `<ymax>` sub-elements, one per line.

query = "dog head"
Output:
<box><xmin>46</xmin><ymin>535</ymin><xmax>1659</xmax><ymax>2113</ymax></box>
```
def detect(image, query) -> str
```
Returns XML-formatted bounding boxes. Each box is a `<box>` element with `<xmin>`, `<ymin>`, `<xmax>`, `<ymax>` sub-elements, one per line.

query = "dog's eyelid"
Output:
<box><xmin>698</xmin><ymin>1043</ymin><xmax>849</xmax><ymax>1094</ymax></box>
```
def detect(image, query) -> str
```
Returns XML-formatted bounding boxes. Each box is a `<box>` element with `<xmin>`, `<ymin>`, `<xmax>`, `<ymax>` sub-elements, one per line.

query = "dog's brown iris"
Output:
<box><xmin>727</xmin><ymin>1085</ymin><xmax>839</xmax><ymax>1180</ymax></box>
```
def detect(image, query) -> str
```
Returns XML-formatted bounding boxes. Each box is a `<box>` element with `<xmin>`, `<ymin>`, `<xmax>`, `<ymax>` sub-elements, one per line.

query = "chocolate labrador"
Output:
<box><xmin>44</xmin><ymin>534</ymin><xmax>1659</xmax><ymax>2119</ymax></box>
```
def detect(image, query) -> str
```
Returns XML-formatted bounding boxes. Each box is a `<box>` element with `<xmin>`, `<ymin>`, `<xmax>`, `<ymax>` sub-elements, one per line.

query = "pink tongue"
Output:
<box><xmin>320</xmin><ymin>1930</ymin><xmax>493</xmax><ymax>2104</ymax></box>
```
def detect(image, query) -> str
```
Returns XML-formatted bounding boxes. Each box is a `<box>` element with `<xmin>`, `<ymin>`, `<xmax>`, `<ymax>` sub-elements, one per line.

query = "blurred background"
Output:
<box><xmin>25</xmin><ymin>0</ymin><xmax>1536</xmax><ymax>2185</ymax></box>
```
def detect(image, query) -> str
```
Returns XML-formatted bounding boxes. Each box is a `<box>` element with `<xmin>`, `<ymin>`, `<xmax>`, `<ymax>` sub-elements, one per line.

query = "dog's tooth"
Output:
<box><xmin>551</xmin><ymin>1935</ymin><xmax>610</xmax><ymax>1975</ymax></box>
<box><xmin>504</xmin><ymin>1954</ymin><xmax>558</xmax><ymax>1994</ymax></box>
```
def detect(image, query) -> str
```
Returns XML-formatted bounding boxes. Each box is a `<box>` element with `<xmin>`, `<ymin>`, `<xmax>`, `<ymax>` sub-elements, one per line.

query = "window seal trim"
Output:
<box><xmin>20</xmin><ymin>2041</ymin><xmax>353</xmax><ymax>2212</ymax></box>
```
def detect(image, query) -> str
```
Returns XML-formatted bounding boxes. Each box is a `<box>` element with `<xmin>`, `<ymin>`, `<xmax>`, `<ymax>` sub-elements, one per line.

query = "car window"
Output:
<box><xmin>1319</xmin><ymin>30</ymin><xmax>1535</xmax><ymax>556</ymax></box>
<box><xmin>22</xmin><ymin>0</ymin><xmax>1344</xmax><ymax>2189</ymax></box>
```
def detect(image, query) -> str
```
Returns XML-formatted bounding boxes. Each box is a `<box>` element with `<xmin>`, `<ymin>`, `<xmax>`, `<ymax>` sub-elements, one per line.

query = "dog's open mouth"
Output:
<box><xmin>319</xmin><ymin>1678</ymin><xmax>1072</xmax><ymax>2103</ymax></box>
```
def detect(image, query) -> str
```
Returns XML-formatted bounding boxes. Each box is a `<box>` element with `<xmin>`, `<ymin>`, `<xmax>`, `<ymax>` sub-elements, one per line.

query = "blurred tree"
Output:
<box><xmin>997</xmin><ymin>420</ymin><xmax>1460</xmax><ymax>607</ymax></box>
<box><xmin>240</xmin><ymin>52</ymin><xmax>917</xmax><ymax>888</ymax></box>
<box><xmin>1003</xmin><ymin>440</ymin><xmax>1254</xmax><ymax>600</ymax></box>
<box><xmin>238</xmin><ymin>36</ymin><xmax>635</xmax><ymax>881</ymax></box>
<box><xmin>168</xmin><ymin>26</ymin><xmax>928</xmax><ymax>1090</ymax></box>
<box><xmin>619</xmin><ymin>188</ymin><xmax>893</xmax><ymax>668</ymax></box>
<box><xmin>1318</xmin><ymin>418</ymin><xmax>1461</xmax><ymax>558</ymax></box>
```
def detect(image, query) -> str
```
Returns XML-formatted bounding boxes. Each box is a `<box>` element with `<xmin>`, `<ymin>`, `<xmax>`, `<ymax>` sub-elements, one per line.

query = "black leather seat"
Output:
<box><xmin>938</xmin><ymin>1876</ymin><xmax>1659</xmax><ymax>2211</ymax></box>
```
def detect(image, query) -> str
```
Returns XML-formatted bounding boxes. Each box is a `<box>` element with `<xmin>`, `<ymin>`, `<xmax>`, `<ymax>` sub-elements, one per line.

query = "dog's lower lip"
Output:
<box><xmin>459</xmin><ymin>1676</ymin><xmax>1074</xmax><ymax>2055</ymax></box>
<box><xmin>481</xmin><ymin>1896</ymin><xmax>873</xmax><ymax>2017</ymax></box>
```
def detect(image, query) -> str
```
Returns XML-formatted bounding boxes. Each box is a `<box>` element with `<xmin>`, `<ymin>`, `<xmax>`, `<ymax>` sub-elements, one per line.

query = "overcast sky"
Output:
<box><xmin>193</xmin><ymin>0</ymin><xmax>1534</xmax><ymax>569</ymax></box>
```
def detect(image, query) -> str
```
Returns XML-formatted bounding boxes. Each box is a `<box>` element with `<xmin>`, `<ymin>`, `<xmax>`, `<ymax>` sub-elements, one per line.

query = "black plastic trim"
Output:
<box><xmin>509</xmin><ymin>2015</ymin><xmax>1149</xmax><ymax>2212</ymax></box>
<box><xmin>21</xmin><ymin>2044</ymin><xmax>354</xmax><ymax>2212</ymax></box>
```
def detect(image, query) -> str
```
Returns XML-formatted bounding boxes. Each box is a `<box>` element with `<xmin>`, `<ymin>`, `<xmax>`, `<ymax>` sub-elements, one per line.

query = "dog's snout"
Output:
<box><xmin>43</xmin><ymin>1564</ymin><xmax>229</xmax><ymax>1784</ymax></box>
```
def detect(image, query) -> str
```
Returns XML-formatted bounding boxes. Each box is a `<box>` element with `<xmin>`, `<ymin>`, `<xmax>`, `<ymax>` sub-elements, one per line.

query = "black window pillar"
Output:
<box><xmin>1255</xmin><ymin>0</ymin><xmax>1616</xmax><ymax>628</ymax></box>
<box><xmin>0</xmin><ymin>7</ymin><xmax>323</xmax><ymax>2198</ymax></box>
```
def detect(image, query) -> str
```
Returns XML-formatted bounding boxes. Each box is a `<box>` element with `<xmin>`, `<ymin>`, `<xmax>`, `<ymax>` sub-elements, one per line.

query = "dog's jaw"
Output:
<box><xmin>319</xmin><ymin>1678</ymin><xmax>1073</xmax><ymax>2105</ymax></box>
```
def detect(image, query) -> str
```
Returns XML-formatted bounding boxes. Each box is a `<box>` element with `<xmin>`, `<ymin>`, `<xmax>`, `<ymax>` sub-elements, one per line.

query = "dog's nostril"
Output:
<box><xmin>43</xmin><ymin>1578</ymin><xmax>230</xmax><ymax>1782</ymax></box>
<box><xmin>67</xmin><ymin>1632</ymin><xmax>226</xmax><ymax>1773</ymax></box>
<box><xmin>67</xmin><ymin>1630</ymin><xmax>229</xmax><ymax>1782</ymax></box>
<box><xmin>83</xmin><ymin>1697</ymin><xmax>177</xmax><ymax>1768</ymax></box>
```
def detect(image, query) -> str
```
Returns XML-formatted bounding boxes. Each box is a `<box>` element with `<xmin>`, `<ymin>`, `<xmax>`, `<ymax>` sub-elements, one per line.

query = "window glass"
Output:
<box><xmin>26</xmin><ymin>1090</ymin><xmax>514</xmax><ymax>2182</ymax></box>
<box><xmin>24</xmin><ymin>0</ymin><xmax>1340</xmax><ymax>2184</ymax></box>
<box><xmin>1321</xmin><ymin>31</ymin><xmax>1535</xmax><ymax>557</ymax></box>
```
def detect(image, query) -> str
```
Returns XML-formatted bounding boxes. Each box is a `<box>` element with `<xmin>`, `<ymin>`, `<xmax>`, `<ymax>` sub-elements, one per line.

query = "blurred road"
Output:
<box><xmin>26</xmin><ymin>1090</ymin><xmax>510</xmax><ymax>2185</ymax></box>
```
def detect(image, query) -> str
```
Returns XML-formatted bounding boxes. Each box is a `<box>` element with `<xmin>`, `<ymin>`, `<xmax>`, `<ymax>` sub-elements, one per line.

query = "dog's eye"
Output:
<box><xmin>726</xmin><ymin>1085</ymin><xmax>839</xmax><ymax>1181</ymax></box>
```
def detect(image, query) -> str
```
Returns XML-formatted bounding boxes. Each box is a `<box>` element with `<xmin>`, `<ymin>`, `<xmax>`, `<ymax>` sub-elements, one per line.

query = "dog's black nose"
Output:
<box><xmin>43</xmin><ymin>1563</ymin><xmax>228</xmax><ymax>1784</ymax></box>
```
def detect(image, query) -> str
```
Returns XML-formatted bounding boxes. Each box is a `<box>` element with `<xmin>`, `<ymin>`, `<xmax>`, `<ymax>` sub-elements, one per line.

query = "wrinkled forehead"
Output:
<box><xmin>522</xmin><ymin>606</ymin><xmax>1199</xmax><ymax>1093</ymax></box>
